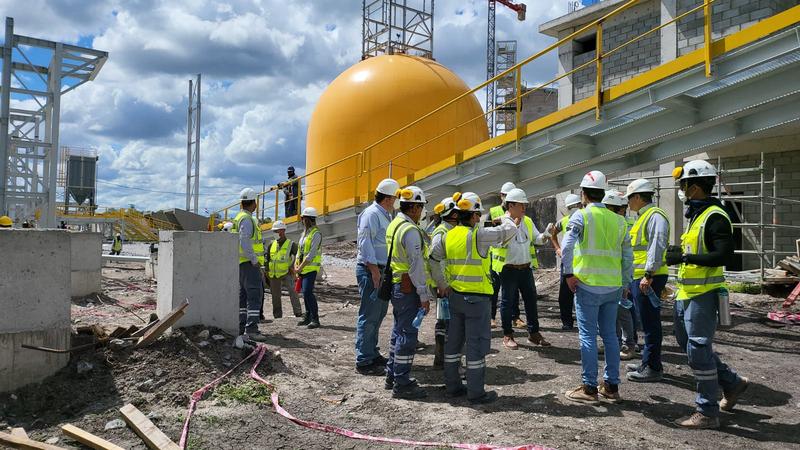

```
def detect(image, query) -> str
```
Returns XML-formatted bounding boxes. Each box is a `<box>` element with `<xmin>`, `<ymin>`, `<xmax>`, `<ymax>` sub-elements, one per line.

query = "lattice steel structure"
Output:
<box><xmin>362</xmin><ymin>0</ymin><xmax>434</xmax><ymax>59</ymax></box>
<box><xmin>486</xmin><ymin>0</ymin><xmax>496</xmax><ymax>137</ymax></box>
<box><xmin>494</xmin><ymin>40</ymin><xmax>518</xmax><ymax>136</ymax></box>
<box><xmin>186</xmin><ymin>74</ymin><xmax>201</xmax><ymax>213</ymax></box>
<box><xmin>0</xmin><ymin>17</ymin><xmax>107</xmax><ymax>226</ymax></box>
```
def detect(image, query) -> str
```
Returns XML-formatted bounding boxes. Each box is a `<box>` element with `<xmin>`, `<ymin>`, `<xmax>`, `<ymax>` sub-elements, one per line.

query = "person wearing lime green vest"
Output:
<box><xmin>429</xmin><ymin>196</ymin><xmax>459</xmax><ymax>368</ymax></box>
<box><xmin>623</xmin><ymin>178</ymin><xmax>670</xmax><ymax>383</ymax></box>
<box><xmin>265</xmin><ymin>220</ymin><xmax>302</xmax><ymax>319</ymax></box>
<box><xmin>496</xmin><ymin>188</ymin><xmax>553</xmax><ymax>350</ymax></box>
<box><xmin>489</xmin><ymin>181</ymin><xmax>519</xmax><ymax>328</ymax></box>
<box><xmin>383</xmin><ymin>186</ymin><xmax>432</xmax><ymax>399</ymax></box>
<box><xmin>550</xmin><ymin>193</ymin><xmax>583</xmax><ymax>330</ymax></box>
<box><xmin>562</xmin><ymin>171</ymin><xmax>632</xmax><ymax>406</ymax></box>
<box><xmin>666</xmin><ymin>160</ymin><xmax>747</xmax><ymax>429</ymax></box>
<box><xmin>111</xmin><ymin>233</ymin><xmax>123</xmax><ymax>255</ymax></box>
<box><xmin>429</xmin><ymin>192</ymin><xmax>519</xmax><ymax>404</ymax></box>
<box><xmin>232</xmin><ymin>188</ymin><xmax>267</xmax><ymax>342</ymax></box>
<box><xmin>295</xmin><ymin>207</ymin><xmax>323</xmax><ymax>329</ymax></box>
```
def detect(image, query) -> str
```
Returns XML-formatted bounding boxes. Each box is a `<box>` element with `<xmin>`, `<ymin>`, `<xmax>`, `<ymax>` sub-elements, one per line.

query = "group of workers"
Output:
<box><xmin>228</xmin><ymin>157</ymin><xmax>747</xmax><ymax>429</ymax></box>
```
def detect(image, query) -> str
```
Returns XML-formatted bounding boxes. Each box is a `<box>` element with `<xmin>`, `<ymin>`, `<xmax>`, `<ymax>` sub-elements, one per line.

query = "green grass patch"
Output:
<box><xmin>213</xmin><ymin>381</ymin><xmax>272</xmax><ymax>404</ymax></box>
<box><xmin>728</xmin><ymin>282</ymin><xmax>760</xmax><ymax>294</ymax></box>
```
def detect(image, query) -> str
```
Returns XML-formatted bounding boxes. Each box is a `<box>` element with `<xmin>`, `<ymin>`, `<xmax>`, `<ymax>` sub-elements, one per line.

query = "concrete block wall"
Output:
<box><xmin>520</xmin><ymin>88</ymin><xmax>558</xmax><ymax>124</ymax></box>
<box><xmin>157</xmin><ymin>231</ymin><xmax>239</xmax><ymax>335</ymax></box>
<box><xmin>676</xmin><ymin>0</ymin><xmax>797</xmax><ymax>56</ymax></box>
<box><xmin>70</xmin><ymin>232</ymin><xmax>102</xmax><ymax>298</ymax></box>
<box><xmin>0</xmin><ymin>230</ymin><xmax>71</xmax><ymax>392</ymax></box>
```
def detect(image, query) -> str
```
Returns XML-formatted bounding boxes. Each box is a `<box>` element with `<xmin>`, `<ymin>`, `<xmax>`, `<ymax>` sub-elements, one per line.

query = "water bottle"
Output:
<box><xmin>412</xmin><ymin>308</ymin><xmax>427</xmax><ymax>329</ymax></box>
<box><xmin>438</xmin><ymin>297</ymin><xmax>450</xmax><ymax>321</ymax></box>
<box><xmin>718</xmin><ymin>288</ymin><xmax>732</xmax><ymax>327</ymax></box>
<box><xmin>646</xmin><ymin>289</ymin><xmax>662</xmax><ymax>308</ymax></box>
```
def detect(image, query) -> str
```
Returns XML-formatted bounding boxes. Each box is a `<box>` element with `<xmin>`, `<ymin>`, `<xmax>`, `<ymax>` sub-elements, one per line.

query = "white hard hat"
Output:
<box><xmin>502</xmin><ymin>188</ymin><xmax>528</xmax><ymax>205</ymax></box>
<box><xmin>271</xmin><ymin>220</ymin><xmax>286</xmax><ymax>231</ymax></box>
<box><xmin>222</xmin><ymin>221</ymin><xmax>234</xmax><ymax>232</ymax></box>
<box><xmin>398</xmin><ymin>186</ymin><xmax>427</xmax><ymax>204</ymax></box>
<box><xmin>580</xmin><ymin>170</ymin><xmax>608</xmax><ymax>190</ymax></box>
<box><xmin>240</xmin><ymin>187</ymin><xmax>258</xmax><ymax>201</ymax></box>
<box><xmin>564</xmin><ymin>193</ymin><xmax>581</xmax><ymax>208</ymax></box>
<box><xmin>454</xmin><ymin>192</ymin><xmax>484</xmax><ymax>212</ymax></box>
<box><xmin>602</xmin><ymin>190</ymin><xmax>628</xmax><ymax>207</ymax></box>
<box><xmin>433</xmin><ymin>197</ymin><xmax>457</xmax><ymax>216</ymax></box>
<box><xmin>301</xmin><ymin>207</ymin><xmax>318</xmax><ymax>218</ymax></box>
<box><xmin>673</xmin><ymin>160</ymin><xmax>717</xmax><ymax>181</ymax></box>
<box><xmin>500</xmin><ymin>182</ymin><xmax>516</xmax><ymax>195</ymax></box>
<box><xmin>625</xmin><ymin>178</ymin><xmax>655</xmax><ymax>198</ymax></box>
<box><xmin>376</xmin><ymin>178</ymin><xmax>400</xmax><ymax>196</ymax></box>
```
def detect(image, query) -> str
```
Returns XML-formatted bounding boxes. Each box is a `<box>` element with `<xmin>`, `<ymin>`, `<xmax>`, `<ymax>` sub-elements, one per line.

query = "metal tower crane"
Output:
<box><xmin>486</xmin><ymin>0</ymin><xmax>526</xmax><ymax>137</ymax></box>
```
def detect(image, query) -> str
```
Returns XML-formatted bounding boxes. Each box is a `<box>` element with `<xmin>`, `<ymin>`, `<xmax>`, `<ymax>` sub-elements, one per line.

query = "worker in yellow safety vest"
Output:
<box><xmin>549</xmin><ymin>193</ymin><xmax>583</xmax><ymax>330</ymax></box>
<box><xmin>488</xmin><ymin>181</ymin><xmax>520</xmax><ymax>328</ymax></box>
<box><xmin>429</xmin><ymin>192</ymin><xmax>519</xmax><ymax>404</ymax></box>
<box><xmin>265</xmin><ymin>220</ymin><xmax>302</xmax><ymax>320</ymax></box>
<box><xmin>111</xmin><ymin>234</ymin><xmax>123</xmax><ymax>255</ymax></box>
<box><xmin>295</xmin><ymin>207</ymin><xmax>322</xmax><ymax>329</ymax></box>
<box><xmin>666</xmin><ymin>160</ymin><xmax>748</xmax><ymax>429</ymax></box>
<box><xmin>561</xmin><ymin>170</ymin><xmax>632</xmax><ymax>406</ymax></box>
<box><xmin>232</xmin><ymin>187</ymin><xmax>267</xmax><ymax>342</ymax></box>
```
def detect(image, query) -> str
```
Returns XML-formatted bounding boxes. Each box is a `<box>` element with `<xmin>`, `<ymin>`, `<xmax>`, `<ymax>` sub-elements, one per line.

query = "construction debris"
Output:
<box><xmin>119</xmin><ymin>403</ymin><xmax>180</xmax><ymax>450</ymax></box>
<box><xmin>135</xmin><ymin>300</ymin><xmax>189</xmax><ymax>348</ymax></box>
<box><xmin>0</xmin><ymin>431</ymin><xmax>66</xmax><ymax>449</ymax></box>
<box><xmin>61</xmin><ymin>424</ymin><xmax>125</xmax><ymax>450</ymax></box>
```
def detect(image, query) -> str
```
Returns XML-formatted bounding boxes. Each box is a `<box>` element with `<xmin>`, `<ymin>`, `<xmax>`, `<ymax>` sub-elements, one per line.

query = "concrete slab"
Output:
<box><xmin>157</xmin><ymin>231</ymin><xmax>239</xmax><ymax>335</ymax></box>
<box><xmin>70</xmin><ymin>232</ymin><xmax>102</xmax><ymax>298</ymax></box>
<box><xmin>0</xmin><ymin>230</ymin><xmax>71</xmax><ymax>392</ymax></box>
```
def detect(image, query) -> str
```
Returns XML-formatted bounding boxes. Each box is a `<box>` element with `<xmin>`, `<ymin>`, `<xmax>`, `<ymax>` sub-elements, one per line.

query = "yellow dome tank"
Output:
<box><xmin>305</xmin><ymin>55</ymin><xmax>488</xmax><ymax>211</ymax></box>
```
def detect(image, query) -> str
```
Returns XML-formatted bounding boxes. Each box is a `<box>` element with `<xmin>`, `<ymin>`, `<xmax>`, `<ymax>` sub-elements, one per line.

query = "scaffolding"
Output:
<box><xmin>494</xmin><ymin>40</ymin><xmax>518</xmax><ymax>137</ymax></box>
<box><xmin>362</xmin><ymin>0</ymin><xmax>434</xmax><ymax>60</ymax></box>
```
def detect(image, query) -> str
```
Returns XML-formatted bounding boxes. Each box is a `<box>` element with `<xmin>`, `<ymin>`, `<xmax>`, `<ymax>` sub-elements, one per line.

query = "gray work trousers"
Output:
<box><xmin>268</xmin><ymin>274</ymin><xmax>302</xmax><ymax>318</ymax></box>
<box><xmin>444</xmin><ymin>292</ymin><xmax>491</xmax><ymax>400</ymax></box>
<box><xmin>617</xmin><ymin>305</ymin><xmax>636</xmax><ymax>348</ymax></box>
<box><xmin>239</xmin><ymin>262</ymin><xmax>264</xmax><ymax>335</ymax></box>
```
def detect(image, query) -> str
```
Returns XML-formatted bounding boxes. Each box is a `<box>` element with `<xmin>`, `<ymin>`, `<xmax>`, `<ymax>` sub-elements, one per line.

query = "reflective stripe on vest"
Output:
<box><xmin>298</xmin><ymin>227</ymin><xmax>321</xmax><ymax>274</ymax></box>
<box><xmin>491</xmin><ymin>216</ymin><xmax>539</xmax><ymax>272</ymax></box>
<box><xmin>676</xmin><ymin>205</ymin><xmax>730</xmax><ymax>300</ymax></box>
<box><xmin>445</xmin><ymin>225</ymin><xmax>492</xmax><ymax>295</ymax></box>
<box><xmin>630</xmin><ymin>206</ymin><xmax>670</xmax><ymax>278</ymax></box>
<box><xmin>386</xmin><ymin>216</ymin><xmax>429</xmax><ymax>284</ymax></box>
<box><xmin>573</xmin><ymin>205</ymin><xmax>626</xmax><ymax>287</ymax></box>
<box><xmin>268</xmin><ymin>239</ymin><xmax>292</xmax><ymax>278</ymax></box>
<box><xmin>232</xmin><ymin>211</ymin><xmax>264</xmax><ymax>265</ymax></box>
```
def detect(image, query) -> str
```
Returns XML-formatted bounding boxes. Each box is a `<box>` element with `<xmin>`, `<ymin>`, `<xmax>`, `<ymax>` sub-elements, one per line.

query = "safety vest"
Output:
<box><xmin>445</xmin><ymin>225</ymin><xmax>492</xmax><ymax>296</ymax></box>
<box><xmin>267</xmin><ymin>238</ymin><xmax>292</xmax><ymax>278</ymax></box>
<box><xmin>676</xmin><ymin>205</ymin><xmax>730</xmax><ymax>301</ymax></box>
<box><xmin>630</xmin><ymin>205</ymin><xmax>670</xmax><ymax>279</ymax></box>
<box><xmin>232</xmin><ymin>211</ymin><xmax>264</xmax><ymax>265</ymax></box>
<box><xmin>490</xmin><ymin>205</ymin><xmax>504</xmax><ymax>220</ymax></box>
<box><xmin>573</xmin><ymin>205</ymin><xmax>627</xmax><ymax>287</ymax></box>
<box><xmin>297</xmin><ymin>226</ymin><xmax>322</xmax><ymax>274</ymax></box>
<box><xmin>427</xmin><ymin>222</ymin><xmax>452</xmax><ymax>288</ymax></box>
<box><xmin>386</xmin><ymin>216</ymin><xmax>429</xmax><ymax>284</ymax></box>
<box><xmin>490</xmin><ymin>216</ymin><xmax>540</xmax><ymax>272</ymax></box>
<box><xmin>112</xmin><ymin>237</ymin><xmax>122</xmax><ymax>252</ymax></box>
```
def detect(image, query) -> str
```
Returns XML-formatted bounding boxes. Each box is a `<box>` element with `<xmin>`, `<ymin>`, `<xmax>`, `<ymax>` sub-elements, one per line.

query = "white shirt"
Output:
<box><xmin>500</xmin><ymin>215</ymin><xmax>548</xmax><ymax>265</ymax></box>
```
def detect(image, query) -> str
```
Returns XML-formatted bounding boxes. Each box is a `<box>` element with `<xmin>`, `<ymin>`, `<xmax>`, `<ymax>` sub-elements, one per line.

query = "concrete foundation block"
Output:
<box><xmin>157</xmin><ymin>231</ymin><xmax>239</xmax><ymax>335</ymax></box>
<box><xmin>70</xmin><ymin>232</ymin><xmax>102</xmax><ymax>298</ymax></box>
<box><xmin>0</xmin><ymin>230</ymin><xmax>71</xmax><ymax>392</ymax></box>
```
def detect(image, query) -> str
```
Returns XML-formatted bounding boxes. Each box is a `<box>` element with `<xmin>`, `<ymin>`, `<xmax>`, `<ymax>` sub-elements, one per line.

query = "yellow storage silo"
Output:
<box><xmin>305</xmin><ymin>55</ymin><xmax>488</xmax><ymax>212</ymax></box>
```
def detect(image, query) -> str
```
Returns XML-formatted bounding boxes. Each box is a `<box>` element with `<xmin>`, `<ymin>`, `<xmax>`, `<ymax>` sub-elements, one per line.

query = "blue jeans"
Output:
<box><xmin>355</xmin><ymin>264</ymin><xmax>389</xmax><ymax>367</ymax></box>
<box><xmin>631</xmin><ymin>275</ymin><xmax>668</xmax><ymax>372</ymax></box>
<box><xmin>674</xmin><ymin>290</ymin><xmax>741</xmax><ymax>417</ymax></box>
<box><xmin>301</xmin><ymin>271</ymin><xmax>319</xmax><ymax>321</ymax></box>
<box><xmin>386</xmin><ymin>284</ymin><xmax>420</xmax><ymax>387</ymax></box>
<box><xmin>575</xmin><ymin>285</ymin><xmax>621</xmax><ymax>387</ymax></box>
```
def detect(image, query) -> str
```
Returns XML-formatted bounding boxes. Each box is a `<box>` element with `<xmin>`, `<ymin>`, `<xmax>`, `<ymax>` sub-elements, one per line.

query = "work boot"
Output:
<box><xmin>564</xmin><ymin>385</ymin><xmax>600</xmax><ymax>405</ymax></box>
<box><xmin>625</xmin><ymin>363</ymin><xmax>641</xmax><ymax>372</ymax></box>
<box><xmin>503</xmin><ymin>335</ymin><xmax>518</xmax><ymax>350</ymax></box>
<box><xmin>468</xmin><ymin>390</ymin><xmax>498</xmax><ymax>405</ymax></box>
<box><xmin>384</xmin><ymin>375</ymin><xmax>394</xmax><ymax>390</ymax></box>
<box><xmin>677</xmin><ymin>412</ymin><xmax>720</xmax><ymax>429</ymax></box>
<box><xmin>297</xmin><ymin>314</ymin><xmax>311</xmax><ymax>326</ymax></box>
<box><xmin>293</xmin><ymin>311</ymin><xmax>303</xmax><ymax>318</ymax></box>
<box><xmin>720</xmin><ymin>377</ymin><xmax>749</xmax><ymax>412</ymax></box>
<box><xmin>416</xmin><ymin>341</ymin><xmax>427</xmax><ymax>351</ymax></box>
<box><xmin>373</xmin><ymin>354</ymin><xmax>388</xmax><ymax>366</ymax></box>
<box><xmin>619</xmin><ymin>345</ymin><xmax>636</xmax><ymax>361</ymax></box>
<box><xmin>627</xmin><ymin>366</ymin><xmax>663</xmax><ymax>383</ymax></box>
<box><xmin>445</xmin><ymin>385</ymin><xmax>467</xmax><ymax>398</ymax></box>
<box><xmin>512</xmin><ymin>318</ymin><xmax>526</xmax><ymax>329</ymax></box>
<box><xmin>598</xmin><ymin>382</ymin><xmax>622</xmax><ymax>403</ymax></box>
<box><xmin>433</xmin><ymin>336</ymin><xmax>444</xmax><ymax>368</ymax></box>
<box><xmin>527</xmin><ymin>332</ymin><xmax>551</xmax><ymax>347</ymax></box>
<box><xmin>307</xmin><ymin>320</ymin><xmax>320</xmax><ymax>329</ymax></box>
<box><xmin>561</xmin><ymin>324</ymin><xmax>574</xmax><ymax>331</ymax></box>
<box><xmin>245</xmin><ymin>331</ymin><xmax>268</xmax><ymax>342</ymax></box>
<box><xmin>392</xmin><ymin>381</ymin><xmax>427</xmax><ymax>400</ymax></box>
<box><xmin>356</xmin><ymin>362</ymin><xmax>385</xmax><ymax>376</ymax></box>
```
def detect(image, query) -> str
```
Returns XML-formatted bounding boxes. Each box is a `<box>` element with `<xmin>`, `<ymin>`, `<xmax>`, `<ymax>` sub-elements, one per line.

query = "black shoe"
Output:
<box><xmin>468</xmin><ymin>390</ymin><xmax>498</xmax><ymax>404</ymax></box>
<box><xmin>294</xmin><ymin>312</ymin><xmax>303</xmax><ymax>318</ymax></box>
<box><xmin>307</xmin><ymin>321</ymin><xmax>320</xmax><ymax>329</ymax></box>
<box><xmin>561</xmin><ymin>324</ymin><xmax>574</xmax><ymax>331</ymax></box>
<box><xmin>392</xmin><ymin>382</ymin><xmax>427</xmax><ymax>399</ymax></box>
<box><xmin>373</xmin><ymin>354</ymin><xmax>388</xmax><ymax>366</ymax></box>
<box><xmin>445</xmin><ymin>386</ymin><xmax>467</xmax><ymax>398</ymax></box>
<box><xmin>356</xmin><ymin>362</ymin><xmax>386</xmax><ymax>376</ymax></box>
<box><xmin>297</xmin><ymin>317</ymin><xmax>311</xmax><ymax>326</ymax></box>
<box><xmin>625</xmin><ymin>363</ymin><xmax>641</xmax><ymax>372</ymax></box>
<box><xmin>384</xmin><ymin>375</ymin><xmax>394</xmax><ymax>390</ymax></box>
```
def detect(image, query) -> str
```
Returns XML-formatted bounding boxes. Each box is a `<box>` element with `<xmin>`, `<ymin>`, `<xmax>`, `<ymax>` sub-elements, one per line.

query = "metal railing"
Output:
<box><xmin>210</xmin><ymin>0</ymin><xmax>796</xmax><ymax>228</ymax></box>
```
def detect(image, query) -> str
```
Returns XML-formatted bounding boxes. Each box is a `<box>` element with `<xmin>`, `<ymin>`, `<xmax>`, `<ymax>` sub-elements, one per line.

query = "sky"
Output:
<box><xmin>1</xmin><ymin>0</ymin><xmax>569</xmax><ymax>214</ymax></box>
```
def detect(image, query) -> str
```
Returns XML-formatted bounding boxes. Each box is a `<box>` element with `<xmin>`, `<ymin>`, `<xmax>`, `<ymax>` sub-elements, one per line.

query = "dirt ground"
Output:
<box><xmin>2</xmin><ymin>245</ymin><xmax>799</xmax><ymax>450</ymax></box>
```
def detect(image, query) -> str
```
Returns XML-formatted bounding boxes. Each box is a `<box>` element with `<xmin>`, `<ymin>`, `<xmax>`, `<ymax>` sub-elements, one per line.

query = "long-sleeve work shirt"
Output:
<box><xmin>394</xmin><ymin>212</ymin><xmax>432</xmax><ymax>301</ymax></box>
<box><xmin>637</xmin><ymin>204</ymin><xmax>670</xmax><ymax>274</ymax></box>
<box><xmin>356</xmin><ymin>202</ymin><xmax>392</xmax><ymax>266</ymax></box>
<box><xmin>239</xmin><ymin>211</ymin><xmax>257</xmax><ymax>265</ymax></box>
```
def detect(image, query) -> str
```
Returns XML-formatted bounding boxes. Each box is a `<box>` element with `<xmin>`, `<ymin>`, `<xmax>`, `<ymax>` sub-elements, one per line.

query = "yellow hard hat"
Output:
<box><xmin>0</xmin><ymin>215</ymin><xmax>11</xmax><ymax>227</ymax></box>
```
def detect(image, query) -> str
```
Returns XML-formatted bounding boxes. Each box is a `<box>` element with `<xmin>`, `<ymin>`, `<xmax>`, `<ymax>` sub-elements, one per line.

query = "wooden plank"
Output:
<box><xmin>119</xmin><ymin>404</ymin><xmax>179</xmax><ymax>450</ymax></box>
<box><xmin>61</xmin><ymin>424</ymin><xmax>126</xmax><ymax>450</ymax></box>
<box><xmin>0</xmin><ymin>431</ymin><xmax>67</xmax><ymax>450</ymax></box>
<box><xmin>783</xmin><ymin>283</ymin><xmax>800</xmax><ymax>309</ymax></box>
<box><xmin>136</xmin><ymin>301</ymin><xmax>188</xmax><ymax>348</ymax></box>
<box><xmin>10</xmin><ymin>428</ymin><xmax>29</xmax><ymax>438</ymax></box>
